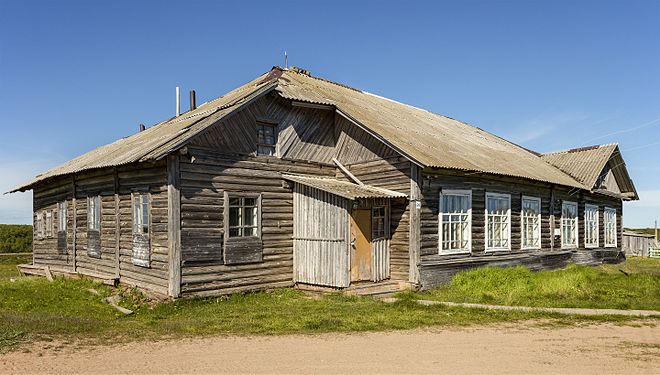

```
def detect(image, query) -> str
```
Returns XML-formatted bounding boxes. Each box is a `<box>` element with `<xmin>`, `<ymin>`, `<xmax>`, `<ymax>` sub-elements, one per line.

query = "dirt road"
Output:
<box><xmin>1</xmin><ymin>323</ymin><xmax>658</xmax><ymax>374</ymax></box>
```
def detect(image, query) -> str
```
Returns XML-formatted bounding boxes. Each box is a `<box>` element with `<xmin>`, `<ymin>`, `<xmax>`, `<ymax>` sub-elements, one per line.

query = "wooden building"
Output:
<box><xmin>10</xmin><ymin>66</ymin><xmax>638</xmax><ymax>298</ymax></box>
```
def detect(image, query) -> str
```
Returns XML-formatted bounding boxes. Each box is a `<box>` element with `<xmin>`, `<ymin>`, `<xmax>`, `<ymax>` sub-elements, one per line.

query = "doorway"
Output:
<box><xmin>350</xmin><ymin>209</ymin><xmax>372</xmax><ymax>281</ymax></box>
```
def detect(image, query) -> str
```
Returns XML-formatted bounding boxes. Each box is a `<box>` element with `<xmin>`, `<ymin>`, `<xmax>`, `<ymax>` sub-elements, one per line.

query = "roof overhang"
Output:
<box><xmin>282</xmin><ymin>173</ymin><xmax>408</xmax><ymax>200</ymax></box>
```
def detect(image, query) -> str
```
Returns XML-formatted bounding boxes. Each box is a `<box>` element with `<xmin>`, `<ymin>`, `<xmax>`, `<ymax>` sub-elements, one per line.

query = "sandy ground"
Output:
<box><xmin>1</xmin><ymin>323</ymin><xmax>659</xmax><ymax>374</ymax></box>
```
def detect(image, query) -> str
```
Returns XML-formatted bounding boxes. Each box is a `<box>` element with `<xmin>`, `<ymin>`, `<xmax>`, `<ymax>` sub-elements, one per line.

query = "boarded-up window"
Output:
<box><xmin>584</xmin><ymin>204</ymin><xmax>599</xmax><ymax>248</ymax></box>
<box><xmin>256</xmin><ymin>122</ymin><xmax>277</xmax><ymax>156</ymax></box>
<box><xmin>224</xmin><ymin>193</ymin><xmax>262</xmax><ymax>264</ymax></box>
<box><xmin>35</xmin><ymin>212</ymin><xmax>44</xmax><ymax>239</ymax></box>
<box><xmin>87</xmin><ymin>195</ymin><xmax>101</xmax><ymax>258</ymax></box>
<box><xmin>57</xmin><ymin>201</ymin><xmax>67</xmax><ymax>254</ymax></box>
<box><xmin>45</xmin><ymin>211</ymin><xmax>53</xmax><ymax>238</ymax></box>
<box><xmin>132</xmin><ymin>193</ymin><xmax>151</xmax><ymax>267</ymax></box>
<box><xmin>372</xmin><ymin>206</ymin><xmax>386</xmax><ymax>240</ymax></box>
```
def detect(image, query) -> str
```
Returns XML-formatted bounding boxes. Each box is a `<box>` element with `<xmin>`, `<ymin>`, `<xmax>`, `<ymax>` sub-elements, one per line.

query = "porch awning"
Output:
<box><xmin>282</xmin><ymin>174</ymin><xmax>408</xmax><ymax>200</ymax></box>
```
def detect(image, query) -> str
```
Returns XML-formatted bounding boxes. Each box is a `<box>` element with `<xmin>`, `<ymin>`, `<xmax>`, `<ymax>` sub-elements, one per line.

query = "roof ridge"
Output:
<box><xmin>542</xmin><ymin>143</ymin><xmax>618</xmax><ymax>156</ymax></box>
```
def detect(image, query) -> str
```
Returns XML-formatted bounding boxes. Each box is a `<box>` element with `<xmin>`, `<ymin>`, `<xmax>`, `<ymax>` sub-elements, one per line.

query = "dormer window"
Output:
<box><xmin>256</xmin><ymin>121</ymin><xmax>277</xmax><ymax>156</ymax></box>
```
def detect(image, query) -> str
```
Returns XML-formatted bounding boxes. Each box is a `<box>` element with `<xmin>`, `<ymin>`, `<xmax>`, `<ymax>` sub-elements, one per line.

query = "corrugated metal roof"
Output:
<box><xmin>9</xmin><ymin>72</ymin><xmax>279</xmax><ymax>192</ymax></box>
<box><xmin>540</xmin><ymin>144</ymin><xmax>617</xmax><ymax>188</ymax></box>
<box><xmin>282</xmin><ymin>174</ymin><xmax>407</xmax><ymax>200</ymax></box>
<box><xmin>12</xmin><ymin>66</ymin><xmax>608</xmax><ymax>193</ymax></box>
<box><xmin>275</xmin><ymin>69</ymin><xmax>587</xmax><ymax>189</ymax></box>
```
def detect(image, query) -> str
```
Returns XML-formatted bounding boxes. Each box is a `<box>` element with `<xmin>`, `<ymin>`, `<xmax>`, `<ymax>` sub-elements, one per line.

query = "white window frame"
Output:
<box><xmin>521</xmin><ymin>196</ymin><xmax>541</xmax><ymax>250</ymax></box>
<box><xmin>584</xmin><ymin>204</ymin><xmax>599</xmax><ymax>248</ymax></box>
<box><xmin>561</xmin><ymin>201</ymin><xmax>578</xmax><ymax>249</ymax></box>
<box><xmin>438</xmin><ymin>189</ymin><xmax>472</xmax><ymax>254</ymax></box>
<box><xmin>604</xmin><ymin>207</ymin><xmax>617</xmax><ymax>248</ymax></box>
<box><xmin>226</xmin><ymin>194</ymin><xmax>261</xmax><ymax>238</ymax></box>
<box><xmin>485</xmin><ymin>192</ymin><xmax>511</xmax><ymax>252</ymax></box>
<box><xmin>35</xmin><ymin>212</ymin><xmax>44</xmax><ymax>239</ymax></box>
<box><xmin>132</xmin><ymin>193</ymin><xmax>150</xmax><ymax>235</ymax></box>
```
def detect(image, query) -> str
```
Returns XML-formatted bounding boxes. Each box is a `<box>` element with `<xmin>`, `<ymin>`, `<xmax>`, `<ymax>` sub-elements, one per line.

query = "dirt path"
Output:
<box><xmin>1</xmin><ymin>323</ymin><xmax>659</xmax><ymax>374</ymax></box>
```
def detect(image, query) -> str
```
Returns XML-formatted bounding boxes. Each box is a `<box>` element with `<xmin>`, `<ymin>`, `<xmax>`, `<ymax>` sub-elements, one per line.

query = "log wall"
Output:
<box><xmin>32</xmin><ymin>161</ymin><xmax>170</xmax><ymax>295</ymax></box>
<box><xmin>417</xmin><ymin>168</ymin><xmax>624</xmax><ymax>289</ymax></box>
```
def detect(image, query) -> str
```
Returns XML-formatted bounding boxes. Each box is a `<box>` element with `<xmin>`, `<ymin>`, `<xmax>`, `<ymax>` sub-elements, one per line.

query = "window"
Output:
<box><xmin>485</xmin><ymin>193</ymin><xmax>511</xmax><ymax>251</ymax></box>
<box><xmin>439</xmin><ymin>190</ymin><xmax>471</xmax><ymax>253</ymax></box>
<box><xmin>228</xmin><ymin>196</ymin><xmax>259</xmax><ymax>237</ymax></box>
<box><xmin>57</xmin><ymin>201</ymin><xmax>67</xmax><ymax>233</ymax></box>
<box><xmin>604</xmin><ymin>207</ymin><xmax>617</xmax><ymax>247</ymax></box>
<box><xmin>584</xmin><ymin>204</ymin><xmax>599</xmax><ymax>248</ymax></box>
<box><xmin>87</xmin><ymin>195</ymin><xmax>101</xmax><ymax>231</ymax></box>
<box><xmin>256</xmin><ymin>122</ymin><xmax>277</xmax><ymax>156</ymax></box>
<box><xmin>45</xmin><ymin>211</ymin><xmax>53</xmax><ymax>238</ymax></box>
<box><xmin>132</xmin><ymin>193</ymin><xmax>150</xmax><ymax>235</ymax></box>
<box><xmin>35</xmin><ymin>212</ymin><xmax>44</xmax><ymax>239</ymax></box>
<box><xmin>372</xmin><ymin>206</ymin><xmax>386</xmax><ymax>240</ymax></box>
<box><xmin>561</xmin><ymin>201</ymin><xmax>578</xmax><ymax>248</ymax></box>
<box><xmin>521</xmin><ymin>196</ymin><xmax>541</xmax><ymax>249</ymax></box>
<box><xmin>132</xmin><ymin>193</ymin><xmax>151</xmax><ymax>267</ymax></box>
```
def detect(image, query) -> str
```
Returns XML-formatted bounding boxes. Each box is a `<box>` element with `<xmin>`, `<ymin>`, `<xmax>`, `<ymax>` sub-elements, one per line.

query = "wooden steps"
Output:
<box><xmin>297</xmin><ymin>280</ymin><xmax>410</xmax><ymax>299</ymax></box>
<box><xmin>344</xmin><ymin>281</ymin><xmax>409</xmax><ymax>298</ymax></box>
<box><xmin>17</xmin><ymin>264</ymin><xmax>118</xmax><ymax>285</ymax></box>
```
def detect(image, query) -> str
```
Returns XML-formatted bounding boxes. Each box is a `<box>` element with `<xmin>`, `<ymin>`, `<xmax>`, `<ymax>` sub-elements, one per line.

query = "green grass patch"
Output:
<box><xmin>0</xmin><ymin>257</ymin><xmax>657</xmax><ymax>352</ymax></box>
<box><xmin>0</xmin><ymin>253</ymin><xmax>31</xmax><ymax>280</ymax></box>
<box><xmin>410</xmin><ymin>257</ymin><xmax>660</xmax><ymax>310</ymax></box>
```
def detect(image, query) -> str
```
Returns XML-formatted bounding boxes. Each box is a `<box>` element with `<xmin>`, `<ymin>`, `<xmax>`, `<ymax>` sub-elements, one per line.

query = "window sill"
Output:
<box><xmin>438</xmin><ymin>250</ymin><xmax>471</xmax><ymax>256</ymax></box>
<box><xmin>521</xmin><ymin>246</ymin><xmax>541</xmax><ymax>251</ymax></box>
<box><xmin>485</xmin><ymin>248</ymin><xmax>511</xmax><ymax>253</ymax></box>
<box><xmin>585</xmin><ymin>244</ymin><xmax>599</xmax><ymax>249</ymax></box>
<box><xmin>604</xmin><ymin>244</ymin><xmax>617</xmax><ymax>248</ymax></box>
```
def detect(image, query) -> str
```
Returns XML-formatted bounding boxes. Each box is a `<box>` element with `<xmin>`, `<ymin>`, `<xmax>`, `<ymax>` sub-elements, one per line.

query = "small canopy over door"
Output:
<box><xmin>287</xmin><ymin>174</ymin><xmax>406</xmax><ymax>288</ymax></box>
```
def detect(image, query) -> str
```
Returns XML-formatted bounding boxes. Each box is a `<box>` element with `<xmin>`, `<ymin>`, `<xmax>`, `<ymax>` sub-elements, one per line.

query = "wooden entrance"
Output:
<box><xmin>350</xmin><ymin>209</ymin><xmax>372</xmax><ymax>281</ymax></box>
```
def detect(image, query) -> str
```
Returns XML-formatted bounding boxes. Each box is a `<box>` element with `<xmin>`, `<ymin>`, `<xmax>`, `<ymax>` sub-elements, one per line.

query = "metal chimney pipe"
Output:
<box><xmin>189</xmin><ymin>90</ymin><xmax>196</xmax><ymax>111</ymax></box>
<box><xmin>139</xmin><ymin>123</ymin><xmax>145</xmax><ymax>132</ymax></box>
<box><xmin>175</xmin><ymin>86</ymin><xmax>181</xmax><ymax>117</ymax></box>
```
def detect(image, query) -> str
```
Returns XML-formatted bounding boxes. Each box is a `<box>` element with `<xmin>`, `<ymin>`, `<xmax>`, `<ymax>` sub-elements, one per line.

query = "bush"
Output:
<box><xmin>0</xmin><ymin>225</ymin><xmax>32</xmax><ymax>253</ymax></box>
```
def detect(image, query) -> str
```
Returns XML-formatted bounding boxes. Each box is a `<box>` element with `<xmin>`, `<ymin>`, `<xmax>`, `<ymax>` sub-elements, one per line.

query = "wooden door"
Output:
<box><xmin>350</xmin><ymin>209</ymin><xmax>372</xmax><ymax>282</ymax></box>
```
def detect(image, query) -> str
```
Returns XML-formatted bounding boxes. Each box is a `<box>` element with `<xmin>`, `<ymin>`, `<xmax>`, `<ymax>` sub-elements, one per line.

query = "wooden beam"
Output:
<box><xmin>291</xmin><ymin>101</ymin><xmax>334</xmax><ymax>110</ymax></box>
<box><xmin>113</xmin><ymin>168</ymin><xmax>120</xmax><ymax>279</ymax></box>
<box><xmin>71</xmin><ymin>176</ymin><xmax>77</xmax><ymax>273</ymax></box>
<box><xmin>408</xmin><ymin>164</ymin><xmax>421</xmax><ymax>285</ymax></box>
<box><xmin>332</xmin><ymin>157</ymin><xmax>364</xmax><ymax>186</ymax></box>
<box><xmin>167</xmin><ymin>155</ymin><xmax>182</xmax><ymax>298</ymax></box>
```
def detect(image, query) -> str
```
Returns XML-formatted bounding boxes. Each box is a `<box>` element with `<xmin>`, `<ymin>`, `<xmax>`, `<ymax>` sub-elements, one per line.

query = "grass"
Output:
<box><xmin>0</xmin><ymin>256</ymin><xmax>657</xmax><ymax>352</ymax></box>
<box><xmin>0</xmin><ymin>253</ymin><xmax>31</xmax><ymax>279</ymax></box>
<box><xmin>409</xmin><ymin>257</ymin><xmax>660</xmax><ymax>310</ymax></box>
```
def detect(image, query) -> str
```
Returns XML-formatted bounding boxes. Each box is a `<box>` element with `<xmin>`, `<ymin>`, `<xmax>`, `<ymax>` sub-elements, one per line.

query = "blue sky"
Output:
<box><xmin>0</xmin><ymin>0</ymin><xmax>658</xmax><ymax>227</ymax></box>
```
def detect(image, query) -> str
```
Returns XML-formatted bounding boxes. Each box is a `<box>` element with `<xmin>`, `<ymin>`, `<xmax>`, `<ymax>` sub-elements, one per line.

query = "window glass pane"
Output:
<box><xmin>229</xmin><ymin>227</ymin><xmax>240</xmax><ymax>237</ymax></box>
<box><xmin>440</xmin><ymin>193</ymin><xmax>471</xmax><ymax>252</ymax></box>
<box><xmin>229</xmin><ymin>206</ymin><xmax>240</xmax><ymax>227</ymax></box>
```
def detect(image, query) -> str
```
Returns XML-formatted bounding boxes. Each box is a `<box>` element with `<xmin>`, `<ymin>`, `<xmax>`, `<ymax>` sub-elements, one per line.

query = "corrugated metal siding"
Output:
<box><xmin>371</xmin><ymin>239</ymin><xmax>390</xmax><ymax>282</ymax></box>
<box><xmin>293</xmin><ymin>184</ymin><xmax>350</xmax><ymax>288</ymax></box>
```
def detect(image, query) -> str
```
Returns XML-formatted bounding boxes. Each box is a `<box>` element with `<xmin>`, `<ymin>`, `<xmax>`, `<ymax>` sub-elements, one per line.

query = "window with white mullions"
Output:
<box><xmin>132</xmin><ymin>193</ymin><xmax>150</xmax><ymax>235</ymax></box>
<box><xmin>584</xmin><ymin>204</ymin><xmax>599</xmax><ymax>248</ymax></box>
<box><xmin>256</xmin><ymin>122</ymin><xmax>277</xmax><ymax>156</ymax></box>
<box><xmin>45</xmin><ymin>211</ymin><xmax>53</xmax><ymax>238</ymax></box>
<box><xmin>229</xmin><ymin>197</ymin><xmax>259</xmax><ymax>237</ymax></box>
<box><xmin>372</xmin><ymin>206</ymin><xmax>386</xmax><ymax>240</ymax></box>
<box><xmin>521</xmin><ymin>196</ymin><xmax>541</xmax><ymax>249</ymax></box>
<box><xmin>439</xmin><ymin>190</ymin><xmax>472</xmax><ymax>253</ymax></box>
<box><xmin>561</xmin><ymin>201</ymin><xmax>578</xmax><ymax>248</ymax></box>
<box><xmin>604</xmin><ymin>207</ymin><xmax>617</xmax><ymax>247</ymax></box>
<box><xmin>486</xmin><ymin>193</ymin><xmax>511</xmax><ymax>251</ymax></box>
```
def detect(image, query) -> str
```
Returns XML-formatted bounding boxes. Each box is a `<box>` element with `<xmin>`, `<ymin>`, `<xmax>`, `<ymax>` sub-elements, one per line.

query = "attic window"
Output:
<box><xmin>256</xmin><ymin>122</ymin><xmax>277</xmax><ymax>156</ymax></box>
